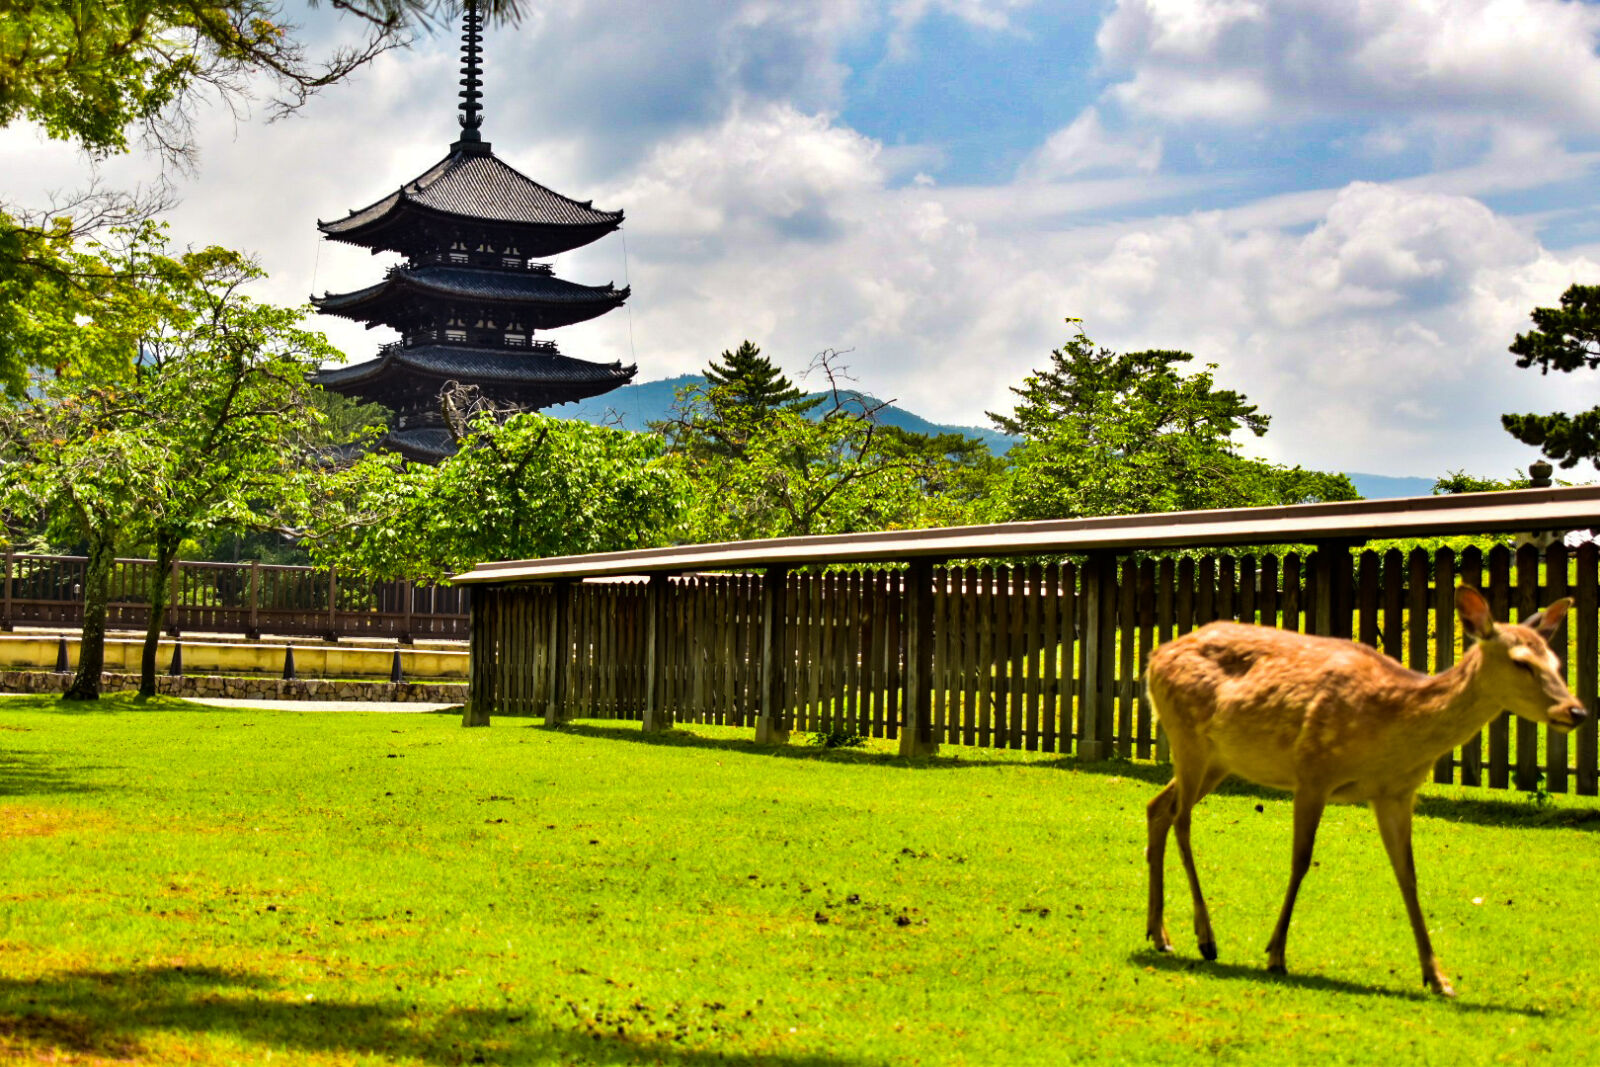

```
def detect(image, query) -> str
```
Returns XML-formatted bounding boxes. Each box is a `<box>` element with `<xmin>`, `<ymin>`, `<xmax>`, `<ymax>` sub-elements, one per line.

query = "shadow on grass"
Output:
<box><xmin>0</xmin><ymin>750</ymin><xmax>105</xmax><ymax>798</ymax></box>
<box><xmin>545</xmin><ymin>719</ymin><xmax>1087</xmax><ymax>772</ymax></box>
<box><xmin>545</xmin><ymin>721</ymin><xmax>1600</xmax><ymax>831</ymax></box>
<box><xmin>1129</xmin><ymin>951</ymin><xmax>1548</xmax><ymax>1017</ymax></box>
<box><xmin>0</xmin><ymin>965</ymin><xmax>872</xmax><ymax>1066</ymax></box>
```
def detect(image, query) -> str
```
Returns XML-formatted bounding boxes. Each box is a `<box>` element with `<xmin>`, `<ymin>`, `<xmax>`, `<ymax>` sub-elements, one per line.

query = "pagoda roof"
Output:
<box><xmin>383</xmin><ymin>427</ymin><xmax>459</xmax><ymax>463</ymax></box>
<box><xmin>315</xmin><ymin>343</ymin><xmax>637</xmax><ymax>392</ymax></box>
<box><xmin>318</xmin><ymin>148</ymin><xmax>623</xmax><ymax>255</ymax></box>
<box><xmin>313</xmin><ymin>265</ymin><xmax>629</xmax><ymax>329</ymax></box>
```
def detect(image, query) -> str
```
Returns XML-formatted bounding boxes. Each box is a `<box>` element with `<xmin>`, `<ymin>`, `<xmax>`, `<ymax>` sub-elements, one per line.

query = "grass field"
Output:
<box><xmin>0</xmin><ymin>694</ymin><xmax>1597</xmax><ymax>1065</ymax></box>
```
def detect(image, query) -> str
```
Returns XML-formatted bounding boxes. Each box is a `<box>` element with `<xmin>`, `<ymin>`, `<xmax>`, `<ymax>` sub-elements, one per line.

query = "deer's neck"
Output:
<box><xmin>1413</xmin><ymin>648</ymin><xmax>1499</xmax><ymax>755</ymax></box>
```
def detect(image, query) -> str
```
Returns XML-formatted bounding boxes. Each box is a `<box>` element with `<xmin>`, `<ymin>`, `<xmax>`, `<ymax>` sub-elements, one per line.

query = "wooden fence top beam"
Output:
<box><xmin>451</xmin><ymin>486</ymin><xmax>1600</xmax><ymax>586</ymax></box>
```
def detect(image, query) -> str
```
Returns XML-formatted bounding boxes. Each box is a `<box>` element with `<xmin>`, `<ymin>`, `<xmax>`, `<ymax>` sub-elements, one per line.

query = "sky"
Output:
<box><xmin>6</xmin><ymin>0</ymin><xmax>1600</xmax><ymax>480</ymax></box>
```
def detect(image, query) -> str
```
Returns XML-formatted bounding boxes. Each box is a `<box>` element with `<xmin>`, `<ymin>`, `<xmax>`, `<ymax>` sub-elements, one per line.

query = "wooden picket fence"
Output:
<box><xmin>471</xmin><ymin>539</ymin><xmax>1600</xmax><ymax>795</ymax></box>
<box><xmin>2</xmin><ymin>552</ymin><xmax>469</xmax><ymax>641</ymax></box>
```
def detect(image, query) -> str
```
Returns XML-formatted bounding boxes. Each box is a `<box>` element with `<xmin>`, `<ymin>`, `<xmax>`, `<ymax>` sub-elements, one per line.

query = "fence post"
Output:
<box><xmin>755</xmin><ymin>566</ymin><xmax>791</xmax><ymax>745</ymax></box>
<box><xmin>1310</xmin><ymin>541</ymin><xmax>1356</xmax><ymax>639</ymax></box>
<box><xmin>400</xmin><ymin>578</ymin><xmax>414</xmax><ymax>645</ymax></box>
<box><xmin>326</xmin><ymin>567</ymin><xmax>339</xmax><ymax>642</ymax></box>
<box><xmin>899</xmin><ymin>558</ymin><xmax>939</xmax><ymax>757</ymax></box>
<box><xmin>463</xmin><ymin>588</ymin><xmax>492</xmax><ymax>727</ymax></box>
<box><xmin>247</xmin><ymin>561</ymin><xmax>261</xmax><ymax>640</ymax></box>
<box><xmin>642</xmin><ymin>574</ymin><xmax>671</xmax><ymax>733</ymax></box>
<box><xmin>546</xmin><ymin>580</ymin><xmax>572</xmax><ymax>727</ymax></box>
<box><xmin>166</xmin><ymin>559</ymin><xmax>181</xmax><ymax>637</ymax></box>
<box><xmin>1078</xmin><ymin>552</ymin><xmax>1118</xmax><ymax>760</ymax></box>
<box><xmin>2</xmin><ymin>550</ymin><xmax>12</xmax><ymax>632</ymax></box>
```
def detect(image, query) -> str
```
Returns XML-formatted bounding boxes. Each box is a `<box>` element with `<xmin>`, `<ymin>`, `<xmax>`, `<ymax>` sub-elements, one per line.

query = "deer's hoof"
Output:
<box><xmin>1426</xmin><ymin>972</ymin><xmax>1456</xmax><ymax>998</ymax></box>
<box><xmin>1199</xmin><ymin>940</ymin><xmax>1218</xmax><ymax>962</ymax></box>
<box><xmin>1266</xmin><ymin>962</ymin><xmax>1287</xmax><ymax>975</ymax></box>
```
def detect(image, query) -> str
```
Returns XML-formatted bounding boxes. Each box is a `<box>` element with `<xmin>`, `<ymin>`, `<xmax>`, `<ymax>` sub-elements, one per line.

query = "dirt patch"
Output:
<box><xmin>0</xmin><ymin>807</ymin><xmax>82</xmax><ymax>839</ymax></box>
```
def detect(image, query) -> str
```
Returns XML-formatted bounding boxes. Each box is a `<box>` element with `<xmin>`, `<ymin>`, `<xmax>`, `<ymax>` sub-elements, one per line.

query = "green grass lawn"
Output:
<box><xmin>0</xmin><ymin>695</ymin><xmax>1597</xmax><ymax>1065</ymax></box>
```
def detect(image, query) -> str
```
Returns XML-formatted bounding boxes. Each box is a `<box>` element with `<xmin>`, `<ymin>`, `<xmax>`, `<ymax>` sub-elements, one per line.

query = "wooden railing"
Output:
<box><xmin>455</xmin><ymin>488</ymin><xmax>1600</xmax><ymax>794</ymax></box>
<box><xmin>1</xmin><ymin>553</ymin><xmax>469</xmax><ymax>642</ymax></box>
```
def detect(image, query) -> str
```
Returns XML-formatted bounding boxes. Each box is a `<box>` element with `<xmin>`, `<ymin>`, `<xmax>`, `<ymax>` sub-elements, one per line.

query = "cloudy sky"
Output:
<box><xmin>7</xmin><ymin>0</ymin><xmax>1600</xmax><ymax>480</ymax></box>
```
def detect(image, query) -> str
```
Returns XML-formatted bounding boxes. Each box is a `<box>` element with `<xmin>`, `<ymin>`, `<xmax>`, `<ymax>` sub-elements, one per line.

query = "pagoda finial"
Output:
<box><xmin>455</xmin><ymin>0</ymin><xmax>487</xmax><ymax>151</ymax></box>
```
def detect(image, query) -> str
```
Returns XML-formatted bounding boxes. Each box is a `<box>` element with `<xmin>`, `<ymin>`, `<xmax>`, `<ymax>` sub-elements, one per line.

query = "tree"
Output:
<box><xmin>660</xmin><ymin>341</ymin><xmax>819</xmax><ymax>459</ymax></box>
<box><xmin>0</xmin><ymin>229</ymin><xmax>356</xmax><ymax>699</ymax></box>
<box><xmin>1501</xmin><ymin>283</ymin><xmax>1600</xmax><ymax>470</ymax></box>
<box><xmin>989</xmin><ymin>322</ymin><xmax>1356</xmax><ymax>521</ymax></box>
<box><xmin>663</xmin><ymin>351</ymin><xmax>998</xmax><ymax>541</ymax></box>
<box><xmin>303</xmin><ymin>399</ymin><xmax>683</xmax><ymax>583</ymax></box>
<box><xmin>0</xmin><ymin>0</ymin><xmax>521</xmax><ymax>391</ymax></box>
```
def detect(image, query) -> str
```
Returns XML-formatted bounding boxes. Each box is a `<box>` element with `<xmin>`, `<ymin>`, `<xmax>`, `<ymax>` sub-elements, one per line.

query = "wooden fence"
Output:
<box><xmin>1</xmin><ymin>553</ymin><xmax>469</xmax><ymax>642</ymax></box>
<box><xmin>469</xmin><ymin>540</ymin><xmax>1600</xmax><ymax>795</ymax></box>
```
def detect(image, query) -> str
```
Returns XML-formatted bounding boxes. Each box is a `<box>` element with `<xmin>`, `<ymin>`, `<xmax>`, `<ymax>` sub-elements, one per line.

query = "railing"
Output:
<box><xmin>454</xmin><ymin>487</ymin><xmax>1600</xmax><ymax>795</ymax></box>
<box><xmin>0</xmin><ymin>553</ymin><xmax>469</xmax><ymax>642</ymax></box>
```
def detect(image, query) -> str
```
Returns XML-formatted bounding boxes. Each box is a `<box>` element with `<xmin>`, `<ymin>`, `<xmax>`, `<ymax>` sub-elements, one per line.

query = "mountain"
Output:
<box><xmin>1345</xmin><ymin>473</ymin><xmax>1436</xmax><ymax>500</ymax></box>
<box><xmin>562</xmin><ymin>374</ymin><xmax>1016</xmax><ymax>454</ymax></box>
<box><xmin>558</xmin><ymin>376</ymin><xmax>1436</xmax><ymax>496</ymax></box>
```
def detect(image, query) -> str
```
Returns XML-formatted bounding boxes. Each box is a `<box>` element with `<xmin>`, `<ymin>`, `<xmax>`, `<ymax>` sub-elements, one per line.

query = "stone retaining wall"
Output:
<box><xmin>0</xmin><ymin>670</ymin><xmax>466</xmax><ymax>704</ymax></box>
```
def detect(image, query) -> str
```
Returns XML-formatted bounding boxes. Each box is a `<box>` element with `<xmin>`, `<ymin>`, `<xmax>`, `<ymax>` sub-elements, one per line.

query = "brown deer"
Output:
<box><xmin>1144</xmin><ymin>586</ymin><xmax>1585</xmax><ymax>997</ymax></box>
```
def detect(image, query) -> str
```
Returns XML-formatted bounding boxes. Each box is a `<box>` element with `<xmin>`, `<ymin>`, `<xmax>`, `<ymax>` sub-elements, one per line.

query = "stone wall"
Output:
<box><xmin>0</xmin><ymin>670</ymin><xmax>466</xmax><ymax>704</ymax></box>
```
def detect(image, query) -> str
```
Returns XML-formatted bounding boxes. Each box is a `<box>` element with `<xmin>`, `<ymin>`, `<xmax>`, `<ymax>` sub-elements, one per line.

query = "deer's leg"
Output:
<box><xmin>1172</xmin><ymin>762</ymin><xmax>1229</xmax><ymax>961</ymax></box>
<box><xmin>1372</xmin><ymin>793</ymin><xmax>1455</xmax><ymax>998</ymax></box>
<box><xmin>1146</xmin><ymin>780</ymin><xmax>1180</xmax><ymax>952</ymax></box>
<box><xmin>1265</xmin><ymin>789</ymin><xmax>1326</xmax><ymax>974</ymax></box>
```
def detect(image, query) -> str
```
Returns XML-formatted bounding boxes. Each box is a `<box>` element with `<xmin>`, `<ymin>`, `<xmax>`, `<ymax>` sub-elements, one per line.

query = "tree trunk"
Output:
<box><xmin>139</xmin><ymin>533</ymin><xmax>181</xmax><ymax>698</ymax></box>
<box><xmin>64</xmin><ymin>528</ymin><xmax>115</xmax><ymax>701</ymax></box>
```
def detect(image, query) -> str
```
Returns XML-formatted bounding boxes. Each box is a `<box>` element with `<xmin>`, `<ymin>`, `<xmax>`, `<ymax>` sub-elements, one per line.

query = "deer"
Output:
<box><xmin>1143</xmin><ymin>585</ymin><xmax>1586</xmax><ymax>997</ymax></box>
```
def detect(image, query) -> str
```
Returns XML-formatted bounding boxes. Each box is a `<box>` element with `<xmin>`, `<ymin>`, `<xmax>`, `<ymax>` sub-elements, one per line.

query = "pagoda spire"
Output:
<box><xmin>454</xmin><ymin>0</ymin><xmax>487</xmax><ymax>152</ymax></box>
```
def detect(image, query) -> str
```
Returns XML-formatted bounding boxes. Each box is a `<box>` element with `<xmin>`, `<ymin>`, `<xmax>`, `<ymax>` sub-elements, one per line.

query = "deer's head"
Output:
<box><xmin>1458</xmin><ymin>585</ymin><xmax>1587</xmax><ymax>733</ymax></box>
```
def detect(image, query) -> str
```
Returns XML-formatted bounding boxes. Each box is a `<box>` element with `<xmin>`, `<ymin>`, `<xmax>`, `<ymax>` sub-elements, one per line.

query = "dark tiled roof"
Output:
<box><xmin>314</xmin><ymin>266</ymin><xmax>628</xmax><ymax>315</ymax></box>
<box><xmin>319</xmin><ymin>149</ymin><xmax>622</xmax><ymax>236</ymax></box>
<box><xmin>384</xmin><ymin>427</ymin><xmax>457</xmax><ymax>463</ymax></box>
<box><xmin>315</xmin><ymin>344</ymin><xmax>637</xmax><ymax>389</ymax></box>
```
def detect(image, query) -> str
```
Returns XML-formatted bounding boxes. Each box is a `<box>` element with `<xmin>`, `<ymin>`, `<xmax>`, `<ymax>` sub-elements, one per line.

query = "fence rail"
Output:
<box><xmin>467</xmin><ymin>529</ymin><xmax>1600</xmax><ymax>795</ymax></box>
<box><xmin>1</xmin><ymin>553</ymin><xmax>469</xmax><ymax>642</ymax></box>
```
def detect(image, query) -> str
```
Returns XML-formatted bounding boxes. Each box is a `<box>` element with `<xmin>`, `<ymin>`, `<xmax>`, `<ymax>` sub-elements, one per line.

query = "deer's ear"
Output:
<box><xmin>1524</xmin><ymin>597</ymin><xmax>1573</xmax><ymax>640</ymax></box>
<box><xmin>1457</xmin><ymin>586</ymin><xmax>1496</xmax><ymax>641</ymax></box>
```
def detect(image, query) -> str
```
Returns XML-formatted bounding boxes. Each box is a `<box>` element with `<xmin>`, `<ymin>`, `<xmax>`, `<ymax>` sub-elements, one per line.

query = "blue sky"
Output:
<box><xmin>6</xmin><ymin>0</ymin><xmax>1600</xmax><ymax>480</ymax></box>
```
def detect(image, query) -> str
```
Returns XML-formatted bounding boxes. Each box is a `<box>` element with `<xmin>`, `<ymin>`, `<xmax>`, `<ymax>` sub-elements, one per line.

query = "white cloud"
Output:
<box><xmin>1098</xmin><ymin>0</ymin><xmax>1600</xmax><ymax>140</ymax></box>
<box><xmin>1020</xmin><ymin>107</ymin><xmax>1162</xmax><ymax>181</ymax></box>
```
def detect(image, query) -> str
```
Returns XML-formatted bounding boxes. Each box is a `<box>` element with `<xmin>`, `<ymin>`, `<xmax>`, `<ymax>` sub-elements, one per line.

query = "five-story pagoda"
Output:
<box><xmin>313</xmin><ymin>0</ymin><xmax>635</xmax><ymax>462</ymax></box>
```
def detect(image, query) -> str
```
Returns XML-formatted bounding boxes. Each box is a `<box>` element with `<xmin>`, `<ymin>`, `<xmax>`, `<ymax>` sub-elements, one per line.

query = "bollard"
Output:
<box><xmin>167</xmin><ymin>641</ymin><xmax>183</xmax><ymax>677</ymax></box>
<box><xmin>390</xmin><ymin>649</ymin><xmax>404</xmax><ymax>684</ymax></box>
<box><xmin>282</xmin><ymin>645</ymin><xmax>296</xmax><ymax>681</ymax></box>
<box><xmin>54</xmin><ymin>637</ymin><xmax>68</xmax><ymax>673</ymax></box>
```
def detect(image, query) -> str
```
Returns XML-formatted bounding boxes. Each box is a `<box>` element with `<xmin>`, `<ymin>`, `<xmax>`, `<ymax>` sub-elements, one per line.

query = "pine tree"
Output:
<box><xmin>703</xmin><ymin>341</ymin><xmax>810</xmax><ymax>416</ymax></box>
<box><xmin>1502</xmin><ymin>284</ymin><xmax>1600</xmax><ymax>469</ymax></box>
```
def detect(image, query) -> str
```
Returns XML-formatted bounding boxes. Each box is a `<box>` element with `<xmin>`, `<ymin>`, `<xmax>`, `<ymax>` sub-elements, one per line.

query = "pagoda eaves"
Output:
<box><xmin>317</xmin><ymin>148</ymin><xmax>623</xmax><ymax>258</ymax></box>
<box><xmin>313</xmin><ymin>264</ymin><xmax>629</xmax><ymax>333</ymax></box>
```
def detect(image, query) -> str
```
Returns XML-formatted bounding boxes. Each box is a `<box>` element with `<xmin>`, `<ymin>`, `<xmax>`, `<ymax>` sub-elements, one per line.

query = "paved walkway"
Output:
<box><xmin>185</xmin><ymin>697</ymin><xmax>459</xmax><ymax>713</ymax></box>
<box><xmin>0</xmin><ymin>693</ymin><xmax>459</xmax><ymax>713</ymax></box>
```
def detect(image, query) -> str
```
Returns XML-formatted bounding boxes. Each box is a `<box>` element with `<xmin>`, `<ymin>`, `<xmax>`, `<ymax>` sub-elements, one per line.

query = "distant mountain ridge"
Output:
<box><xmin>559</xmin><ymin>375</ymin><xmax>1432</xmax><ymax>499</ymax></box>
<box><xmin>563</xmin><ymin>374</ymin><xmax>1017</xmax><ymax>455</ymax></box>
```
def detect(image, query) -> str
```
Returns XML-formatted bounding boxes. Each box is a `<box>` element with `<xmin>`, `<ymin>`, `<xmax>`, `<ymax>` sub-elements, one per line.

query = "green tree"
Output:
<box><xmin>1432</xmin><ymin>470</ymin><xmax>1523</xmax><ymax>494</ymax></box>
<box><xmin>989</xmin><ymin>322</ymin><xmax>1356</xmax><ymax>520</ymax></box>
<box><xmin>0</xmin><ymin>229</ymin><xmax>357</xmax><ymax>699</ymax></box>
<box><xmin>1501</xmin><ymin>283</ymin><xmax>1600</xmax><ymax>469</ymax></box>
<box><xmin>664</xmin><ymin>353</ymin><xmax>998</xmax><ymax>541</ymax></box>
<box><xmin>303</xmin><ymin>407</ymin><xmax>683</xmax><ymax>583</ymax></box>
